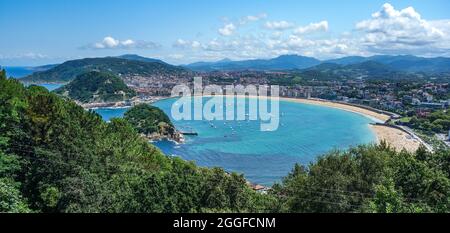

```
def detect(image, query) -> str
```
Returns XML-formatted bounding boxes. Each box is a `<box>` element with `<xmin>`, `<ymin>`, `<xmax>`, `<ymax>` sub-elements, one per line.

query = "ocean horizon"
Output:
<box><xmin>2</xmin><ymin>66</ymin><xmax>35</xmax><ymax>78</ymax></box>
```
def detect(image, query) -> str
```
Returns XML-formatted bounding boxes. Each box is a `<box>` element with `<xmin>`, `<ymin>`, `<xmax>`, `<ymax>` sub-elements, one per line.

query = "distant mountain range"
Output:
<box><xmin>326</xmin><ymin>55</ymin><xmax>450</xmax><ymax>73</ymax></box>
<box><xmin>185</xmin><ymin>55</ymin><xmax>321</xmax><ymax>71</ymax></box>
<box><xmin>14</xmin><ymin>53</ymin><xmax>450</xmax><ymax>83</ymax></box>
<box><xmin>21</xmin><ymin>56</ymin><xmax>188</xmax><ymax>83</ymax></box>
<box><xmin>185</xmin><ymin>54</ymin><xmax>450</xmax><ymax>73</ymax></box>
<box><xmin>299</xmin><ymin>61</ymin><xmax>415</xmax><ymax>81</ymax></box>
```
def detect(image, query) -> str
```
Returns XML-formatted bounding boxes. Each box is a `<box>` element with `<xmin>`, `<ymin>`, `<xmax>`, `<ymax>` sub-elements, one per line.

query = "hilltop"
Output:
<box><xmin>117</xmin><ymin>54</ymin><xmax>168</xmax><ymax>64</ymax></box>
<box><xmin>21</xmin><ymin>56</ymin><xmax>189</xmax><ymax>83</ymax></box>
<box><xmin>53</xmin><ymin>71</ymin><xmax>136</xmax><ymax>103</ymax></box>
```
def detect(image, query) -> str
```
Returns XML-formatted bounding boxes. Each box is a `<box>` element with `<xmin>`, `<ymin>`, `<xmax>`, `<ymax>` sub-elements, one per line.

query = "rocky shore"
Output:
<box><xmin>143</xmin><ymin>130</ymin><xmax>185</xmax><ymax>144</ymax></box>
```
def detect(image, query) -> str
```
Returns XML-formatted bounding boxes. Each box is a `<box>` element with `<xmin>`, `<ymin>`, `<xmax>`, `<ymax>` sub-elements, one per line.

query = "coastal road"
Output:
<box><xmin>398</xmin><ymin>125</ymin><xmax>434</xmax><ymax>152</ymax></box>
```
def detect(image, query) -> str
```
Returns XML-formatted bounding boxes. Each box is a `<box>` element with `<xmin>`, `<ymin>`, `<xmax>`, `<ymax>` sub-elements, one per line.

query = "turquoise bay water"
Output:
<box><xmin>94</xmin><ymin>107</ymin><xmax>130</xmax><ymax>122</ymax></box>
<box><xmin>94</xmin><ymin>97</ymin><xmax>376</xmax><ymax>186</ymax></box>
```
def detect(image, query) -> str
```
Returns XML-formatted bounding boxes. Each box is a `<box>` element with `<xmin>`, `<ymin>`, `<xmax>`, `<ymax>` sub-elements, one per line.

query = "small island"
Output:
<box><xmin>53</xmin><ymin>71</ymin><xmax>136</xmax><ymax>104</ymax></box>
<box><xmin>124</xmin><ymin>104</ymin><xmax>184</xmax><ymax>143</ymax></box>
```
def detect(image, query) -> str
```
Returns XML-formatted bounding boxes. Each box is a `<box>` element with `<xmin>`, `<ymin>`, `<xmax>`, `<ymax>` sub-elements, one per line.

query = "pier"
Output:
<box><xmin>180</xmin><ymin>131</ymin><xmax>198</xmax><ymax>136</ymax></box>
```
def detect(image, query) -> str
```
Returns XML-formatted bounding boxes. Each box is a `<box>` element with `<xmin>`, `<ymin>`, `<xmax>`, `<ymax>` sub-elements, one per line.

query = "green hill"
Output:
<box><xmin>298</xmin><ymin>61</ymin><xmax>421</xmax><ymax>81</ymax></box>
<box><xmin>124</xmin><ymin>104</ymin><xmax>181</xmax><ymax>141</ymax></box>
<box><xmin>21</xmin><ymin>57</ymin><xmax>189</xmax><ymax>83</ymax></box>
<box><xmin>1</xmin><ymin>68</ymin><xmax>449</xmax><ymax>213</ymax></box>
<box><xmin>0</xmin><ymin>69</ymin><xmax>266</xmax><ymax>213</ymax></box>
<box><xmin>53</xmin><ymin>71</ymin><xmax>136</xmax><ymax>103</ymax></box>
<box><xmin>117</xmin><ymin>54</ymin><xmax>168</xmax><ymax>64</ymax></box>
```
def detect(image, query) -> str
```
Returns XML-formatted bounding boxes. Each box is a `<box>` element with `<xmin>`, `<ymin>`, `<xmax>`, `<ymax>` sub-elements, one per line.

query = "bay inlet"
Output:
<box><xmin>92</xmin><ymin>96</ymin><xmax>377</xmax><ymax>186</ymax></box>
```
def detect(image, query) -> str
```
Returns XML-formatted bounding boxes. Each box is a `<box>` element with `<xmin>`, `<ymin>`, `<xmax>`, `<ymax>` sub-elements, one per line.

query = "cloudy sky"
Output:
<box><xmin>1</xmin><ymin>0</ymin><xmax>450</xmax><ymax>66</ymax></box>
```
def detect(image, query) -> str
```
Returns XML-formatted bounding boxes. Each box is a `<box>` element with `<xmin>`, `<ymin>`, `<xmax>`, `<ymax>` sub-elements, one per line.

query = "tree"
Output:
<box><xmin>0</xmin><ymin>178</ymin><xmax>31</xmax><ymax>213</ymax></box>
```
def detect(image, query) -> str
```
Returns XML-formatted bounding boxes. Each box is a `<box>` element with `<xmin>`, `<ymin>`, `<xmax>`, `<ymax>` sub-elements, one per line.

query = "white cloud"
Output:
<box><xmin>0</xmin><ymin>52</ymin><xmax>49</xmax><ymax>59</ymax></box>
<box><xmin>95</xmin><ymin>36</ymin><xmax>119</xmax><ymax>48</ymax></box>
<box><xmin>202</xmin><ymin>39</ymin><xmax>243</xmax><ymax>52</ymax></box>
<box><xmin>240</xmin><ymin>13</ymin><xmax>267</xmax><ymax>24</ymax></box>
<box><xmin>121</xmin><ymin>39</ymin><xmax>135</xmax><ymax>46</ymax></box>
<box><xmin>90</xmin><ymin>36</ymin><xmax>161</xmax><ymax>49</ymax></box>
<box><xmin>294</xmin><ymin>21</ymin><xmax>328</xmax><ymax>35</ymax></box>
<box><xmin>173</xmin><ymin>39</ymin><xmax>202</xmax><ymax>49</ymax></box>
<box><xmin>218</xmin><ymin>23</ymin><xmax>236</xmax><ymax>36</ymax></box>
<box><xmin>168</xmin><ymin>54</ymin><xmax>184</xmax><ymax>59</ymax></box>
<box><xmin>167</xmin><ymin>5</ymin><xmax>450</xmax><ymax>62</ymax></box>
<box><xmin>355</xmin><ymin>3</ymin><xmax>450</xmax><ymax>54</ymax></box>
<box><xmin>21</xmin><ymin>52</ymin><xmax>49</xmax><ymax>59</ymax></box>
<box><xmin>264</xmin><ymin>20</ymin><xmax>294</xmax><ymax>30</ymax></box>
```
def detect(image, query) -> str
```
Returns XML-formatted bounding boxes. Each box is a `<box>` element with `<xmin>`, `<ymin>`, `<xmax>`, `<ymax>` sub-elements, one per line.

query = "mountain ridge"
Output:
<box><xmin>184</xmin><ymin>54</ymin><xmax>450</xmax><ymax>73</ymax></box>
<box><xmin>184</xmin><ymin>54</ymin><xmax>321</xmax><ymax>71</ymax></box>
<box><xmin>17</xmin><ymin>54</ymin><xmax>450</xmax><ymax>84</ymax></box>
<box><xmin>21</xmin><ymin>56</ymin><xmax>189</xmax><ymax>83</ymax></box>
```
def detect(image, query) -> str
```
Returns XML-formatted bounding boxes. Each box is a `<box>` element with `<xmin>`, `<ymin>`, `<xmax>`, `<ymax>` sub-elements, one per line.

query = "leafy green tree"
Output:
<box><xmin>124</xmin><ymin>104</ymin><xmax>174</xmax><ymax>136</ymax></box>
<box><xmin>0</xmin><ymin>178</ymin><xmax>31</xmax><ymax>213</ymax></box>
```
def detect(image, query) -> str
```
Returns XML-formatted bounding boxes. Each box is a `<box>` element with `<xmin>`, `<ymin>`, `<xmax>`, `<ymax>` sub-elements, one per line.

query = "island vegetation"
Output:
<box><xmin>124</xmin><ymin>104</ymin><xmax>182</xmax><ymax>142</ymax></box>
<box><xmin>1</xmin><ymin>69</ymin><xmax>449</xmax><ymax>213</ymax></box>
<box><xmin>53</xmin><ymin>71</ymin><xmax>136</xmax><ymax>103</ymax></box>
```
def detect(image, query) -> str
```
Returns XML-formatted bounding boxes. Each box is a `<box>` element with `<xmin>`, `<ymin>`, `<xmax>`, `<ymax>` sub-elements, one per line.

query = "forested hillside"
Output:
<box><xmin>21</xmin><ymin>57</ymin><xmax>190</xmax><ymax>83</ymax></box>
<box><xmin>53</xmin><ymin>71</ymin><xmax>136</xmax><ymax>103</ymax></box>
<box><xmin>271</xmin><ymin>143</ymin><xmax>450</xmax><ymax>213</ymax></box>
<box><xmin>0</xmin><ymin>69</ymin><xmax>268</xmax><ymax>213</ymax></box>
<box><xmin>1</xmin><ymin>69</ymin><xmax>449</xmax><ymax>213</ymax></box>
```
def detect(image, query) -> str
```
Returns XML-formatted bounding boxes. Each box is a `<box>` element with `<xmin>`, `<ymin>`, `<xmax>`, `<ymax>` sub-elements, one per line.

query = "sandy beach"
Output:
<box><xmin>369</xmin><ymin>124</ymin><xmax>421</xmax><ymax>152</ymax></box>
<box><xmin>132</xmin><ymin>94</ymin><xmax>423</xmax><ymax>152</ymax></box>
<box><xmin>280</xmin><ymin>97</ymin><xmax>391</xmax><ymax>122</ymax></box>
<box><xmin>209</xmin><ymin>95</ymin><xmax>422</xmax><ymax>152</ymax></box>
<box><xmin>278</xmin><ymin>97</ymin><xmax>420</xmax><ymax>152</ymax></box>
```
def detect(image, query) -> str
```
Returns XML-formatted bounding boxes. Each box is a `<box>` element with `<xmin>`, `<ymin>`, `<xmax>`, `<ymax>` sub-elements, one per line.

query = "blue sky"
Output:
<box><xmin>1</xmin><ymin>0</ymin><xmax>450</xmax><ymax>66</ymax></box>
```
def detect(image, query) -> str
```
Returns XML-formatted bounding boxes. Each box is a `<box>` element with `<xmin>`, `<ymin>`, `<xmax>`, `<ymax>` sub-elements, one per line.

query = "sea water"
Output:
<box><xmin>94</xmin><ymin>96</ymin><xmax>376</xmax><ymax>186</ymax></box>
<box><xmin>2</xmin><ymin>66</ymin><xmax>35</xmax><ymax>78</ymax></box>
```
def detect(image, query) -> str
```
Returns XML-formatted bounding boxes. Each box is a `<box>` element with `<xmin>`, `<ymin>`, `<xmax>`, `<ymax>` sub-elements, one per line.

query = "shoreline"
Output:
<box><xmin>220</xmin><ymin>95</ymin><xmax>420</xmax><ymax>152</ymax></box>
<box><xmin>276</xmin><ymin>97</ymin><xmax>420</xmax><ymax>152</ymax></box>
<box><xmin>91</xmin><ymin>94</ymin><xmax>422</xmax><ymax>153</ymax></box>
<box><xmin>278</xmin><ymin>97</ymin><xmax>390</xmax><ymax>123</ymax></box>
<box><xmin>80</xmin><ymin>96</ymin><xmax>170</xmax><ymax>109</ymax></box>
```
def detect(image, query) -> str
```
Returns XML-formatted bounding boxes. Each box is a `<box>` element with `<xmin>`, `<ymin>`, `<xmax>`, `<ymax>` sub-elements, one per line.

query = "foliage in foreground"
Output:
<box><xmin>271</xmin><ymin>143</ymin><xmax>450</xmax><ymax>213</ymax></box>
<box><xmin>0</xmin><ymin>70</ymin><xmax>261</xmax><ymax>213</ymax></box>
<box><xmin>1</xmin><ymin>69</ymin><xmax>449</xmax><ymax>213</ymax></box>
